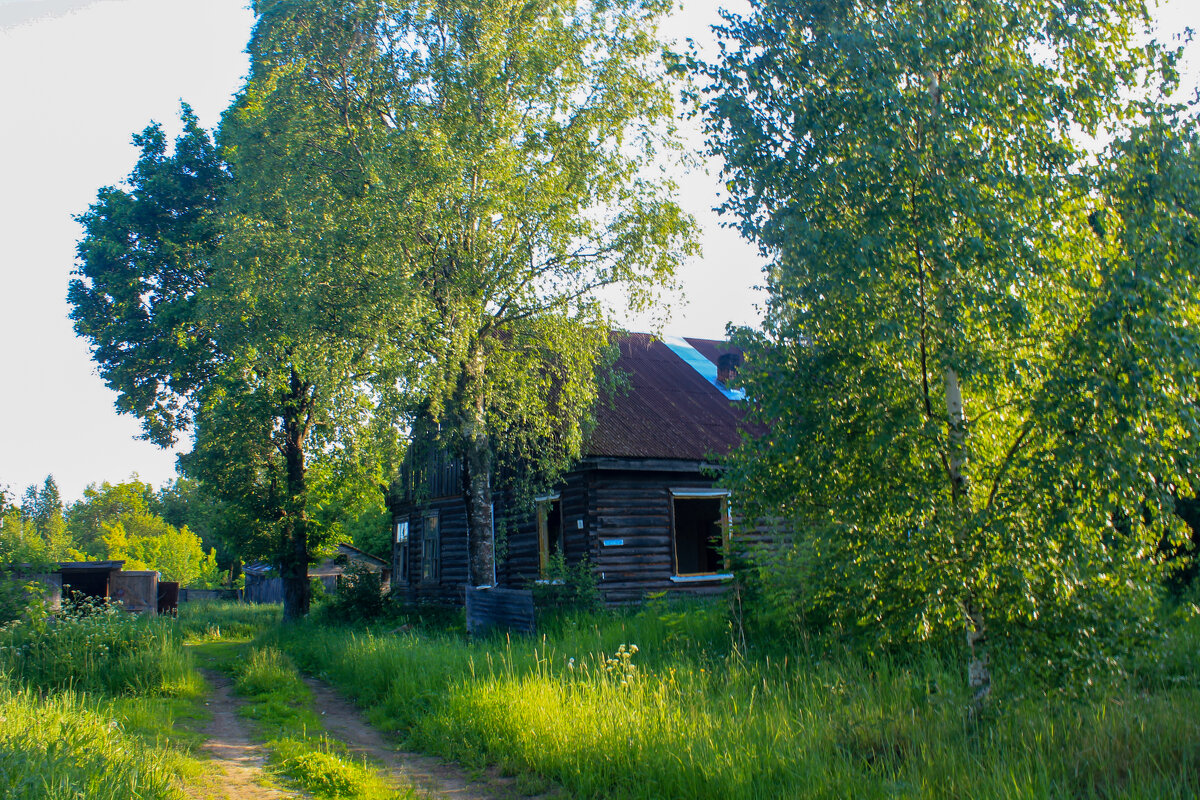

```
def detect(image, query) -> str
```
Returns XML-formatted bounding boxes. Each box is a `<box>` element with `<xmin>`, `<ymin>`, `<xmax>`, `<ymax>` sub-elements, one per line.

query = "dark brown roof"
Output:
<box><xmin>683</xmin><ymin>337</ymin><xmax>739</xmax><ymax>366</ymax></box>
<box><xmin>586</xmin><ymin>332</ymin><xmax>748</xmax><ymax>461</ymax></box>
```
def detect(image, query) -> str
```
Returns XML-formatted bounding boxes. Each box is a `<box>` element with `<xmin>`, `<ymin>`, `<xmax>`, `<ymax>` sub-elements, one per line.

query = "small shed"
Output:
<box><xmin>243</xmin><ymin>543</ymin><xmax>391</xmax><ymax>604</ymax></box>
<box><xmin>242</xmin><ymin>562</ymin><xmax>284</xmax><ymax>604</ymax></box>
<box><xmin>59</xmin><ymin>560</ymin><xmax>125</xmax><ymax>604</ymax></box>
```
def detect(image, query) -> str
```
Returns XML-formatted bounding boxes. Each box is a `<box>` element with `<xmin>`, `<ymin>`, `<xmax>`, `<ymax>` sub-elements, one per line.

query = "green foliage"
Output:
<box><xmin>6</xmin><ymin>477</ymin><xmax>74</xmax><ymax>563</ymax></box>
<box><xmin>0</xmin><ymin>568</ymin><xmax>51</xmax><ymax>627</ymax></box>
<box><xmin>70</xmin><ymin>94</ymin><xmax>412</xmax><ymax>617</ymax></box>
<box><xmin>320</xmin><ymin>563</ymin><xmax>385</xmax><ymax>624</ymax></box>
<box><xmin>245</xmin><ymin>0</ymin><xmax>694</xmax><ymax>583</ymax></box>
<box><xmin>697</xmin><ymin>0</ymin><xmax>1200</xmax><ymax>673</ymax></box>
<box><xmin>101</xmin><ymin>515</ymin><xmax>219</xmax><ymax>587</ymax></box>
<box><xmin>25</xmin><ymin>476</ymin><xmax>63</xmax><ymax>535</ymax></box>
<box><xmin>65</xmin><ymin>479</ymin><xmax>159</xmax><ymax>558</ymax></box>
<box><xmin>0</xmin><ymin>511</ymin><xmax>56</xmax><ymax>566</ymax></box>
<box><xmin>58</xmin><ymin>479</ymin><xmax>221</xmax><ymax>586</ymax></box>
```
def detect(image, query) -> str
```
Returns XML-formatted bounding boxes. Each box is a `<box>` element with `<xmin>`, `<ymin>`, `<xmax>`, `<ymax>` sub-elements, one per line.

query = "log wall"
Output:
<box><xmin>393</xmin><ymin>459</ymin><xmax>733</xmax><ymax>607</ymax></box>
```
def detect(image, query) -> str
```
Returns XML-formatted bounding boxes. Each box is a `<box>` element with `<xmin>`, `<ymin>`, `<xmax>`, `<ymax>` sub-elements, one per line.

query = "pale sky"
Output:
<box><xmin>0</xmin><ymin>0</ymin><xmax>1195</xmax><ymax>502</ymax></box>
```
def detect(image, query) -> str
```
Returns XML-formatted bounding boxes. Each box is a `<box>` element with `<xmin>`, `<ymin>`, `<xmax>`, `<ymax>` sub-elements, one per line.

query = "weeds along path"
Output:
<box><xmin>190</xmin><ymin>669</ymin><xmax>299</xmax><ymax>800</ymax></box>
<box><xmin>301</xmin><ymin>675</ymin><xmax>557</xmax><ymax>800</ymax></box>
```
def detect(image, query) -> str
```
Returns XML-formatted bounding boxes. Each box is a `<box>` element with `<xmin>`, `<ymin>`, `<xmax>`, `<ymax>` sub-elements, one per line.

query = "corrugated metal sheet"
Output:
<box><xmin>587</xmin><ymin>333</ymin><xmax>748</xmax><ymax>461</ymax></box>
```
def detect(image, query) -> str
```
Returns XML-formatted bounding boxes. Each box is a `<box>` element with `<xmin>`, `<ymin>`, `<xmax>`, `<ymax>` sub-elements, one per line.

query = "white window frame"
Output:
<box><xmin>668</xmin><ymin>488</ymin><xmax>733</xmax><ymax>582</ymax></box>
<box><xmin>395</xmin><ymin>519</ymin><xmax>410</xmax><ymax>583</ymax></box>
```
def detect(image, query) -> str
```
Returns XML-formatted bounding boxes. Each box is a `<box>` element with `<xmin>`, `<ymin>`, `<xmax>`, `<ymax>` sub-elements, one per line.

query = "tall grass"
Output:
<box><xmin>177</xmin><ymin>599</ymin><xmax>281</xmax><ymax>642</ymax></box>
<box><xmin>272</xmin><ymin>601</ymin><xmax>1200</xmax><ymax>799</ymax></box>
<box><xmin>0</xmin><ymin>602</ymin><xmax>217</xmax><ymax>798</ymax></box>
<box><xmin>0</xmin><ymin>685</ymin><xmax>189</xmax><ymax>800</ymax></box>
<box><xmin>0</xmin><ymin>606</ymin><xmax>197</xmax><ymax>696</ymax></box>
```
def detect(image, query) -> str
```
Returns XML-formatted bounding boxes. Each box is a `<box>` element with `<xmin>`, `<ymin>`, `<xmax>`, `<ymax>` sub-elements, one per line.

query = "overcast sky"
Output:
<box><xmin>0</xmin><ymin>0</ymin><xmax>1195</xmax><ymax>502</ymax></box>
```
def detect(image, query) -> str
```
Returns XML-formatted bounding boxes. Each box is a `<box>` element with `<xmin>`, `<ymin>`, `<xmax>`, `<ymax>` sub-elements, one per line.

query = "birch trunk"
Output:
<box><xmin>946</xmin><ymin>367</ymin><xmax>991</xmax><ymax>711</ymax></box>
<box><xmin>461</xmin><ymin>349</ymin><xmax>495</xmax><ymax>587</ymax></box>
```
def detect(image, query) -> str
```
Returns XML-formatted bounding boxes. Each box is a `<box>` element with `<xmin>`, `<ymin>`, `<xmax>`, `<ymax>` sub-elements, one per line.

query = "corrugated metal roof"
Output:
<box><xmin>586</xmin><ymin>332</ymin><xmax>748</xmax><ymax>461</ymax></box>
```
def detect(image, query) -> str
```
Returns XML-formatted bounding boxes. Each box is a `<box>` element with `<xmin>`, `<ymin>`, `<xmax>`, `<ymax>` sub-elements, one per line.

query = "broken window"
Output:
<box><xmin>671</xmin><ymin>492</ymin><xmax>728</xmax><ymax>576</ymax></box>
<box><xmin>421</xmin><ymin>514</ymin><xmax>440</xmax><ymax>582</ymax></box>
<box><xmin>536</xmin><ymin>495</ymin><xmax>564</xmax><ymax>577</ymax></box>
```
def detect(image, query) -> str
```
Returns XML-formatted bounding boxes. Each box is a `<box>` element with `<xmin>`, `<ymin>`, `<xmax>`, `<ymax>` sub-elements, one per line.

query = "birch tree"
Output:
<box><xmin>252</xmin><ymin>0</ymin><xmax>695</xmax><ymax>587</ymax></box>
<box><xmin>699</xmin><ymin>0</ymin><xmax>1200</xmax><ymax>697</ymax></box>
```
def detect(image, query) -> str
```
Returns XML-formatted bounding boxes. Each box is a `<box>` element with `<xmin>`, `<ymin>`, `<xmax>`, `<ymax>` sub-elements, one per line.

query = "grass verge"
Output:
<box><xmin>0</xmin><ymin>603</ymin><xmax>215</xmax><ymax>799</ymax></box>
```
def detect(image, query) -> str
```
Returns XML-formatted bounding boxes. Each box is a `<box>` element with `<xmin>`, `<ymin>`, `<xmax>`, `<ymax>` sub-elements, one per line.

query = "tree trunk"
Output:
<box><xmin>461</xmin><ymin>348</ymin><xmax>495</xmax><ymax>588</ymax></box>
<box><xmin>280</xmin><ymin>371</ymin><xmax>312</xmax><ymax>621</ymax></box>
<box><xmin>946</xmin><ymin>367</ymin><xmax>991</xmax><ymax>712</ymax></box>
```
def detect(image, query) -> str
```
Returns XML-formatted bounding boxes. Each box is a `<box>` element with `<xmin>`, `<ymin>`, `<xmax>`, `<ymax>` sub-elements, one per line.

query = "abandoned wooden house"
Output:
<box><xmin>389</xmin><ymin>332</ymin><xmax>750</xmax><ymax>606</ymax></box>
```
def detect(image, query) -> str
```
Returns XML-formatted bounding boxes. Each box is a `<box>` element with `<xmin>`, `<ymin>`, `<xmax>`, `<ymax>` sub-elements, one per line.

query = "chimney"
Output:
<box><xmin>717</xmin><ymin>352</ymin><xmax>742</xmax><ymax>387</ymax></box>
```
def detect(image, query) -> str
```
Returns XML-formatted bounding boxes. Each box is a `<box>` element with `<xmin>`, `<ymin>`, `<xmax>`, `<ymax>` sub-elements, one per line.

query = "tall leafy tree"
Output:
<box><xmin>699</xmin><ymin>0</ymin><xmax>1200</xmax><ymax>698</ymax></box>
<box><xmin>66</xmin><ymin>479</ymin><xmax>160</xmax><ymax>557</ymax></box>
<box><xmin>71</xmin><ymin>89</ymin><xmax>415</xmax><ymax>616</ymax></box>
<box><xmin>253</xmin><ymin>0</ymin><xmax>695</xmax><ymax>586</ymax></box>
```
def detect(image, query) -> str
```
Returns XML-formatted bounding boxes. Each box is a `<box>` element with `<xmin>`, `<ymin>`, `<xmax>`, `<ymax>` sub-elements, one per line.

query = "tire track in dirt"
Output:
<box><xmin>188</xmin><ymin>669</ymin><xmax>299</xmax><ymax>800</ymax></box>
<box><xmin>301</xmin><ymin>676</ymin><xmax>560</xmax><ymax>800</ymax></box>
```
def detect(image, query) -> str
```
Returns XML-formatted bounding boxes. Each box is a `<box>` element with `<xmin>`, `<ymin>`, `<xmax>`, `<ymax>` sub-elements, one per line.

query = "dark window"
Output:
<box><xmin>537</xmin><ymin>497</ymin><xmax>564</xmax><ymax>576</ymax></box>
<box><xmin>671</xmin><ymin>496</ymin><xmax>726</xmax><ymax>576</ymax></box>
<box><xmin>395</xmin><ymin>519</ymin><xmax>410</xmax><ymax>583</ymax></box>
<box><xmin>421</xmin><ymin>514</ymin><xmax>440</xmax><ymax>582</ymax></box>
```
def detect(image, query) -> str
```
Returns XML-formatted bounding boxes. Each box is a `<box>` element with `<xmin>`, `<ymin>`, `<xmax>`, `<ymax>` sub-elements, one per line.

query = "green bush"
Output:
<box><xmin>0</xmin><ymin>567</ymin><xmax>51</xmax><ymax>626</ymax></box>
<box><xmin>321</xmin><ymin>563</ymin><xmax>385</xmax><ymax>623</ymax></box>
<box><xmin>531</xmin><ymin>553</ymin><xmax>601</xmax><ymax>616</ymax></box>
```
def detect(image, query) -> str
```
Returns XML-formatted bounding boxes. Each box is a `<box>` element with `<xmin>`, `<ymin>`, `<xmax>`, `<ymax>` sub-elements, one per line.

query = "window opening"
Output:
<box><xmin>671</xmin><ymin>495</ymin><xmax>726</xmax><ymax>576</ymax></box>
<box><xmin>395</xmin><ymin>520</ymin><xmax>410</xmax><ymax>583</ymax></box>
<box><xmin>537</xmin><ymin>496</ymin><xmax>564</xmax><ymax>576</ymax></box>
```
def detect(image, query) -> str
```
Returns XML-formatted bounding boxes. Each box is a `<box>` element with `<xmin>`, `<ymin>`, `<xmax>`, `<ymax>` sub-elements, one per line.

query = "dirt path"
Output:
<box><xmin>187</xmin><ymin>669</ymin><xmax>299</xmax><ymax>800</ymax></box>
<box><xmin>302</xmin><ymin>676</ymin><xmax>559</xmax><ymax>800</ymax></box>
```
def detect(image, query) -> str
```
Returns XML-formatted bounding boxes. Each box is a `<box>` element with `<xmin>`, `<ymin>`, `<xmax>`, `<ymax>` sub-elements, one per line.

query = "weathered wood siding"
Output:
<box><xmin>495</xmin><ymin>471</ymin><xmax>591</xmax><ymax>588</ymax></box>
<box><xmin>393</xmin><ymin>459</ymin><xmax>733</xmax><ymax>607</ymax></box>
<box><xmin>391</xmin><ymin>494</ymin><xmax>470</xmax><ymax>606</ymax></box>
<box><xmin>587</xmin><ymin>467</ymin><xmax>729</xmax><ymax>604</ymax></box>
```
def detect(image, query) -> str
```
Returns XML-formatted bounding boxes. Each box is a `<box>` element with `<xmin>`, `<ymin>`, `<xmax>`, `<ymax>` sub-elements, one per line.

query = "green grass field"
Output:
<box><xmin>2</xmin><ymin>594</ymin><xmax>1197</xmax><ymax>799</ymax></box>
<box><xmin>270</xmin><ymin>598</ymin><xmax>1200</xmax><ymax>800</ymax></box>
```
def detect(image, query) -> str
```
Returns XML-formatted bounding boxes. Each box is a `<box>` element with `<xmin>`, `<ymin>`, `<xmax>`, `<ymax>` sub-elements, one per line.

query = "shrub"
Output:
<box><xmin>321</xmin><ymin>563</ymin><xmax>385</xmax><ymax>623</ymax></box>
<box><xmin>531</xmin><ymin>553</ymin><xmax>601</xmax><ymax>616</ymax></box>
